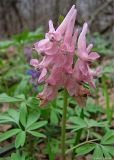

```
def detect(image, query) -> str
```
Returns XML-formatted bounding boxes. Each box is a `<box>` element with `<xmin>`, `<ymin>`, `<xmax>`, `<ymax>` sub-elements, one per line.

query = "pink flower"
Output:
<box><xmin>30</xmin><ymin>5</ymin><xmax>100</xmax><ymax>107</ymax></box>
<box><xmin>30</xmin><ymin>59</ymin><xmax>39</xmax><ymax>68</ymax></box>
<box><xmin>77</xmin><ymin>23</ymin><xmax>100</xmax><ymax>62</ymax></box>
<box><xmin>74</xmin><ymin>23</ymin><xmax>100</xmax><ymax>88</ymax></box>
<box><xmin>34</xmin><ymin>5</ymin><xmax>76</xmax><ymax>55</ymax></box>
<box><xmin>37</xmin><ymin>84</ymin><xmax>58</xmax><ymax>107</ymax></box>
<box><xmin>46</xmin><ymin>67</ymin><xmax>67</xmax><ymax>86</ymax></box>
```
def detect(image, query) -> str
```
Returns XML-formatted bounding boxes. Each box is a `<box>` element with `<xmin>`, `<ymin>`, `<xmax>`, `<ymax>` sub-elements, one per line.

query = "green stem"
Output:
<box><xmin>61</xmin><ymin>89</ymin><xmax>68</xmax><ymax>160</ymax></box>
<box><xmin>72</xmin><ymin>109</ymin><xmax>84</xmax><ymax>160</ymax></box>
<box><xmin>66</xmin><ymin>138</ymin><xmax>99</xmax><ymax>154</ymax></box>
<box><xmin>102</xmin><ymin>75</ymin><xmax>112</xmax><ymax>123</ymax></box>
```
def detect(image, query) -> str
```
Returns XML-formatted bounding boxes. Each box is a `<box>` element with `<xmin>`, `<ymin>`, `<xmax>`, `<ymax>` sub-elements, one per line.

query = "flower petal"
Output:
<box><xmin>88</xmin><ymin>52</ymin><xmax>100</xmax><ymax>61</ymax></box>
<box><xmin>78</xmin><ymin>23</ymin><xmax>88</xmax><ymax>51</ymax></box>
<box><xmin>56</xmin><ymin>5</ymin><xmax>76</xmax><ymax>35</ymax></box>
<box><xmin>30</xmin><ymin>59</ymin><xmax>39</xmax><ymax>67</ymax></box>
<box><xmin>64</xmin><ymin>10</ymin><xmax>77</xmax><ymax>44</ymax></box>
<box><xmin>34</xmin><ymin>39</ymin><xmax>51</xmax><ymax>53</ymax></box>
<box><xmin>38</xmin><ymin>68</ymin><xmax>47</xmax><ymax>83</ymax></box>
<box><xmin>48</xmin><ymin>20</ymin><xmax>55</xmax><ymax>32</ymax></box>
<box><xmin>87</xmin><ymin>44</ymin><xmax>93</xmax><ymax>53</ymax></box>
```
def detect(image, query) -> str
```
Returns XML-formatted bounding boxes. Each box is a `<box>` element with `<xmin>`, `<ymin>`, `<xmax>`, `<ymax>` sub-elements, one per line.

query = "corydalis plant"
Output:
<box><xmin>30</xmin><ymin>5</ymin><xmax>100</xmax><ymax>107</ymax></box>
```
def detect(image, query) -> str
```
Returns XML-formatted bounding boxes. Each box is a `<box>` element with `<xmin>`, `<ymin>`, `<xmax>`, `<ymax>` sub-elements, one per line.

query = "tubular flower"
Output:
<box><xmin>74</xmin><ymin>23</ymin><xmax>100</xmax><ymax>88</ymax></box>
<box><xmin>30</xmin><ymin>5</ymin><xmax>100</xmax><ymax>107</ymax></box>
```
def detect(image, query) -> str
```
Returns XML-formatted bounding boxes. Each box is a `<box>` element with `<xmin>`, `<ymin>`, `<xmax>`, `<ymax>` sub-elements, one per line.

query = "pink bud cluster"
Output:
<box><xmin>30</xmin><ymin>5</ymin><xmax>100</xmax><ymax>107</ymax></box>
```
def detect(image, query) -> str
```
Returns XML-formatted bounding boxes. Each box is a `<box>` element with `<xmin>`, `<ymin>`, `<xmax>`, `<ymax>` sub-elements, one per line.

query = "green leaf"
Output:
<box><xmin>15</xmin><ymin>131</ymin><xmax>26</xmax><ymax>148</ymax></box>
<box><xmin>11</xmin><ymin>153</ymin><xmax>19</xmax><ymax>160</ymax></box>
<box><xmin>27</xmin><ymin>121</ymin><xmax>47</xmax><ymax>131</ymax></box>
<box><xmin>26</xmin><ymin>97</ymin><xmax>39</xmax><ymax>108</ymax></box>
<box><xmin>0</xmin><ymin>40</ymin><xmax>14</xmax><ymax>49</ymax></box>
<box><xmin>86</xmin><ymin>100</ymin><xmax>103</xmax><ymax>114</ymax></box>
<box><xmin>26</xmin><ymin>111</ymin><xmax>40</xmax><ymax>128</ymax></box>
<box><xmin>10</xmin><ymin>151</ymin><xmax>21</xmax><ymax>160</ymax></box>
<box><xmin>104</xmin><ymin>146</ymin><xmax>114</xmax><ymax>157</ymax></box>
<box><xmin>14</xmin><ymin>79</ymin><xmax>28</xmax><ymax>95</ymax></box>
<box><xmin>0</xmin><ymin>129</ymin><xmax>21</xmax><ymax>142</ymax></box>
<box><xmin>50</xmin><ymin>110</ymin><xmax>58</xmax><ymax>125</ymax></box>
<box><xmin>10</xmin><ymin>151</ymin><xmax>26</xmax><ymax>160</ymax></box>
<box><xmin>15</xmin><ymin>94</ymin><xmax>25</xmax><ymax>100</ymax></box>
<box><xmin>0</xmin><ymin>93</ymin><xmax>23</xmax><ymax>103</ymax></box>
<box><xmin>28</xmin><ymin>131</ymin><xmax>46</xmax><ymax>138</ymax></box>
<box><xmin>101</xmin><ymin>130</ymin><xmax>114</xmax><ymax>144</ymax></box>
<box><xmin>8</xmin><ymin>109</ymin><xmax>19</xmax><ymax>124</ymax></box>
<box><xmin>87</xmin><ymin>119</ymin><xmax>108</xmax><ymax>128</ymax></box>
<box><xmin>71</xmin><ymin>126</ymin><xmax>85</xmax><ymax>132</ymax></box>
<box><xmin>83</xmin><ymin>83</ymin><xmax>90</xmax><ymax>89</ymax></box>
<box><xmin>0</xmin><ymin>115</ymin><xmax>16</xmax><ymax>124</ymax></box>
<box><xmin>47</xmin><ymin>139</ymin><xmax>59</xmax><ymax>154</ymax></box>
<box><xmin>97</xmin><ymin>121</ymin><xmax>108</xmax><ymax>127</ymax></box>
<box><xmin>19</xmin><ymin>102</ymin><xmax>27</xmax><ymax>127</ymax></box>
<box><xmin>92</xmin><ymin>145</ymin><xmax>103</xmax><ymax>160</ymax></box>
<box><xmin>67</xmin><ymin>124</ymin><xmax>79</xmax><ymax>130</ymax></box>
<box><xmin>69</xmin><ymin>117</ymin><xmax>86</xmax><ymax>127</ymax></box>
<box><xmin>103</xmin><ymin>66</ymin><xmax>112</xmax><ymax>74</ymax></box>
<box><xmin>101</xmin><ymin>146</ymin><xmax>112</xmax><ymax>159</ymax></box>
<box><xmin>76</xmin><ymin>143</ymin><xmax>96</xmax><ymax>156</ymax></box>
<box><xmin>58</xmin><ymin>15</ymin><xmax>64</xmax><ymax>25</ymax></box>
<box><xmin>68</xmin><ymin>116</ymin><xmax>87</xmax><ymax>132</ymax></box>
<box><xmin>90</xmin><ymin>131</ymin><xmax>102</xmax><ymax>140</ymax></box>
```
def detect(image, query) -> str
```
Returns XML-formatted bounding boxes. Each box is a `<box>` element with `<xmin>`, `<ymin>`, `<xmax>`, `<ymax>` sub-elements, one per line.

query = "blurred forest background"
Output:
<box><xmin>0</xmin><ymin>0</ymin><xmax>113</xmax><ymax>40</ymax></box>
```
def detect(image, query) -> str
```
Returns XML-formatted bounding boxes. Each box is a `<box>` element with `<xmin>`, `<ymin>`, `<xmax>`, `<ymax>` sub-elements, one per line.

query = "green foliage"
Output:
<box><xmin>0</xmin><ymin>129</ymin><xmax>21</xmax><ymax>142</ymax></box>
<box><xmin>0</xmin><ymin>93</ymin><xmax>25</xmax><ymax>103</ymax></box>
<box><xmin>67</xmin><ymin>116</ymin><xmax>108</xmax><ymax>132</ymax></box>
<box><xmin>0</xmin><ymin>95</ymin><xmax>47</xmax><ymax>149</ymax></box>
<box><xmin>76</xmin><ymin>143</ymin><xmax>96</xmax><ymax>156</ymax></box>
<box><xmin>15</xmin><ymin>131</ymin><xmax>26</xmax><ymax>148</ymax></box>
<box><xmin>0</xmin><ymin>27</ymin><xmax>44</xmax><ymax>49</ymax></box>
<box><xmin>66</xmin><ymin>129</ymin><xmax>114</xmax><ymax>159</ymax></box>
<box><xmin>10</xmin><ymin>151</ymin><xmax>27</xmax><ymax>160</ymax></box>
<box><xmin>0</xmin><ymin>27</ymin><xmax>113</xmax><ymax>159</ymax></box>
<box><xmin>44</xmin><ymin>139</ymin><xmax>60</xmax><ymax>160</ymax></box>
<box><xmin>90</xmin><ymin>32</ymin><xmax>112</xmax><ymax>56</ymax></box>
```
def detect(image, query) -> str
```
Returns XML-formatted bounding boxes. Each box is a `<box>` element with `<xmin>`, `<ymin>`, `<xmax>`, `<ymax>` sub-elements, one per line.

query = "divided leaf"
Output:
<box><xmin>68</xmin><ymin>116</ymin><xmax>108</xmax><ymax>132</ymax></box>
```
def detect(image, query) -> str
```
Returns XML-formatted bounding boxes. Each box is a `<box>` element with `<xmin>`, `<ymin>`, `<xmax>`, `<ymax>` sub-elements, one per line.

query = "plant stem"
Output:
<box><xmin>66</xmin><ymin>138</ymin><xmax>99</xmax><ymax>154</ymax></box>
<box><xmin>61</xmin><ymin>89</ymin><xmax>68</xmax><ymax>160</ymax></box>
<box><xmin>102</xmin><ymin>74</ymin><xmax>112</xmax><ymax>123</ymax></box>
<box><xmin>72</xmin><ymin>108</ymin><xmax>84</xmax><ymax>160</ymax></box>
